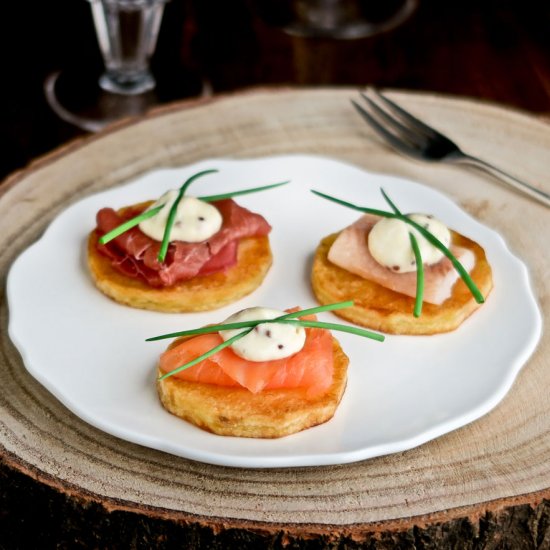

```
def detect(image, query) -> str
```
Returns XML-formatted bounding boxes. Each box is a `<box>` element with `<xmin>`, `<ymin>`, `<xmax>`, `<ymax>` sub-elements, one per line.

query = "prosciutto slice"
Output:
<box><xmin>96</xmin><ymin>199</ymin><xmax>270</xmax><ymax>287</ymax></box>
<box><xmin>328</xmin><ymin>214</ymin><xmax>475</xmax><ymax>305</ymax></box>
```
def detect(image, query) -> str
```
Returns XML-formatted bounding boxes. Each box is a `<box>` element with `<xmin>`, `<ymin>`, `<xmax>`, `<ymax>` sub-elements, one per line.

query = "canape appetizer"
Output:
<box><xmin>88</xmin><ymin>170</ymin><xmax>286</xmax><ymax>312</ymax></box>
<box><xmin>149</xmin><ymin>302</ymin><xmax>384</xmax><ymax>438</ymax></box>
<box><xmin>311</xmin><ymin>189</ymin><xmax>493</xmax><ymax>335</ymax></box>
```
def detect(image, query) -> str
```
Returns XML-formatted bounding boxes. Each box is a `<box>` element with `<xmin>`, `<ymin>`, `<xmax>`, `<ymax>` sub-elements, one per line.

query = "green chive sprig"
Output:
<box><xmin>408</xmin><ymin>233</ymin><xmax>425</xmax><ymax>317</ymax></box>
<box><xmin>158</xmin><ymin>328</ymin><xmax>255</xmax><ymax>381</ymax></box>
<box><xmin>99</xmin><ymin>205</ymin><xmax>163</xmax><ymax>245</ymax></box>
<box><xmin>380</xmin><ymin>188</ymin><xmax>424</xmax><ymax>318</ymax></box>
<box><xmin>98</xmin><ymin>169</ymin><xmax>217</xmax><ymax>250</ymax></box>
<box><xmin>158</xmin><ymin>169</ymin><xmax>219</xmax><ymax>262</ymax></box>
<box><xmin>311</xmin><ymin>188</ymin><xmax>485</xmax><ymax>310</ymax></box>
<box><xmin>199</xmin><ymin>180</ymin><xmax>289</xmax><ymax>202</ymax></box>
<box><xmin>152</xmin><ymin>301</ymin><xmax>384</xmax><ymax>381</ymax></box>
<box><xmin>380</xmin><ymin>188</ymin><xmax>401</xmax><ymax>215</ymax></box>
<box><xmin>96</xmin><ymin>171</ymin><xmax>289</xmax><ymax>263</ymax></box>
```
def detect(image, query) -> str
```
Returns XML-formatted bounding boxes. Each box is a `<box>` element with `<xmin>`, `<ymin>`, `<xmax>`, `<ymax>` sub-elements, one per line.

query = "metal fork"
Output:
<box><xmin>352</xmin><ymin>88</ymin><xmax>550</xmax><ymax>208</ymax></box>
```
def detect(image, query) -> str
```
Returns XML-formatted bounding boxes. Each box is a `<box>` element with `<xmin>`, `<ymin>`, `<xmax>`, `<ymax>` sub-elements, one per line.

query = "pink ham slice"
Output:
<box><xmin>328</xmin><ymin>214</ymin><xmax>475</xmax><ymax>305</ymax></box>
<box><xmin>96</xmin><ymin>199</ymin><xmax>270</xmax><ymax>287</ymax></box>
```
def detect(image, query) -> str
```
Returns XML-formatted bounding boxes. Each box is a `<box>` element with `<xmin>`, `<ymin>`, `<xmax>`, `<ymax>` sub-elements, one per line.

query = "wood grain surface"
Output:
<box><xmin>1</xmin><ymin>89</ymin><xmax>549</xmax><ymax>547</ymax></box>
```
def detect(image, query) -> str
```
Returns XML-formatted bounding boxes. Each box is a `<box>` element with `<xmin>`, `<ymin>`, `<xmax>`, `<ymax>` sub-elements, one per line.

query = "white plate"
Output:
<box><xmin>7</xmin><ymin>155</ymin><xmax>542</xmax><ymax>468</ymax></box>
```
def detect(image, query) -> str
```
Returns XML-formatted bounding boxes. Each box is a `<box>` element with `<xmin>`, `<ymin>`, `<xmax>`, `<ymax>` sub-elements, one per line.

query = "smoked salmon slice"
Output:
<box><xmin>328</xmin><ymin>214</ymin><xmax>475</xmax><ymax>305</ymax></box>
<box><xmin>158</xmin><ymin>314</ymin><xmax>334</xmax><ymax>398</ymax></box>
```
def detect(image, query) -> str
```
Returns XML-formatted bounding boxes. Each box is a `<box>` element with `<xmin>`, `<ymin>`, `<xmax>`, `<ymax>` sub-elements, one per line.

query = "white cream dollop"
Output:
<box><xmin>367</xmin><ymin>214</ymin><xmax>451</xmax><ymax>273</ymax></box>
<box><xmin>139</xmin><ymin>190</ymin><xmax>222</xmax><ymax>243</ymax></box>
<box><xmin>219</xmin><ymin>307</ymin><xmax>306</xmax><ymax>362</ymax></box>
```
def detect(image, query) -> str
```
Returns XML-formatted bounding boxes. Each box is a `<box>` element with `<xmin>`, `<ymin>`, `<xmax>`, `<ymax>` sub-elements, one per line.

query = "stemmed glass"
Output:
<box><xmin>273</xmin><ymin>0</ymin><xmax>418</xmax><ymax>39</ymax></box>
<box><xmin>45</xmin><ymin>0</ymin><xmax>168</xmax><ymax>132</ymax></box>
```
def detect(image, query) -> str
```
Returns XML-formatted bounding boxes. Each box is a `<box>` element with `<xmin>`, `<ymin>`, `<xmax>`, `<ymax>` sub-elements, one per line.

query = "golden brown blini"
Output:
<box><xmin>311</xmin><ymin>231</ymin><xmax>493</xmax><ymax>335</ymax></box>
<box><xmin>156</xmin><ymin>337</ymin><xmax>349</xmax><ymax>438</ymax></box>
<box><xmin>87</xmin><ymin>231</ymin><xmax>272</xmax><ymax>312</ymax></box>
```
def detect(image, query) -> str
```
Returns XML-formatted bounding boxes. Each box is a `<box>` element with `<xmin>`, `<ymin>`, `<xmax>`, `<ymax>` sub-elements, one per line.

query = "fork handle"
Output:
<box><xmin>451</xmin><ymin>154</ymin><xmax>550</xmax><ymax>208</ymax></box>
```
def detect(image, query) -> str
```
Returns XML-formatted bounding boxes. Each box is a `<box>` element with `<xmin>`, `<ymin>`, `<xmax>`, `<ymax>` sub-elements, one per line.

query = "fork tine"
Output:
<box><xmin>369</xmin><ymin>87</ymin><xmax>442</xmax><ymax>139</ymax></box>
<box><xmin>350</xmin><ymin>99</ymin><xmax>424</xmax><ymax>159</ymax></box>
<box><xmin>359</xmin><ymin>91</ymin><xmax>427</xmax><ymax>147</ymax></box>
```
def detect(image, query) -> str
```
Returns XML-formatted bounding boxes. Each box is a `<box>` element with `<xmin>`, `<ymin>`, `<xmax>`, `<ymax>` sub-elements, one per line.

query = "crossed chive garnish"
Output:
<box><xmin>98</xmin><ymin>169</ymin><xmax>289</xmax><ymax>263</ymax></box>
<box><xmin>311</xmin><ymin>188</ymin><xmax>484</xmax><ymax>317</ymax></box>
<box><xmin>147</xmin><ymin>301</ymin><xmax>385</xmax><ymax>381</ymax></box>
<box><xmin>380</xmin><ymin>188</ymin><xmax>424</xmax><ymax>318</ymax></box>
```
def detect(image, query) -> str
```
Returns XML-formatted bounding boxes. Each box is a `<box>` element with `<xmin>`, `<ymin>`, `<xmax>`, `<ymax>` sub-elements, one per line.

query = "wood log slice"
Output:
<box><xmin>1</xmin><ymin>89</ymin><xmax>549</xmax><ymax>548</ymax></box>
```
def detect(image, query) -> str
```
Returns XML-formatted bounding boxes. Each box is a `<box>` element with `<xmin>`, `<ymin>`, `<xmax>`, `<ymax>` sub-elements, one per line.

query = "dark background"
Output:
<box><xmin>1</xmin><ymin>1</ymin><xmax>550</xmax><ymax>546</ymax></box>
<box><xmin>1</xmin><ymin>0</ymin><xmax>550</xmax><ymax>183</ymax></box>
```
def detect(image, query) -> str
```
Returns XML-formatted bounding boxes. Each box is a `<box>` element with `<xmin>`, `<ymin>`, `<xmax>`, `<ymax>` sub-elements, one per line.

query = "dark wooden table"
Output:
<box><xmin>1</xmin><ymin>0</ymin><xmax>550</xmax><ymax>183</ymax></box>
